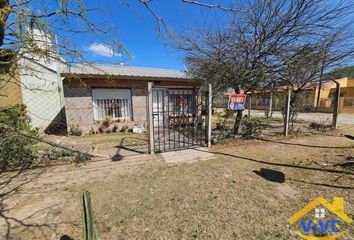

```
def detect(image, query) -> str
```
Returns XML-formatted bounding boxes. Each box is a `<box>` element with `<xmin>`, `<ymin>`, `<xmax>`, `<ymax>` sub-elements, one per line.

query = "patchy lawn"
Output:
<box><xmin>1</xmin><ymin>127</ymin><xmax>353</xmax><ymax>239</ymax></box>
<box><xmin>42</xmin><ymin>132</ymin><xmax>149</xmax><ymax>159</ymax></box>
<box><xmin>66</xmin><ymin>132</ymin><xmax>148</xmax><ymax>145</ymax></box>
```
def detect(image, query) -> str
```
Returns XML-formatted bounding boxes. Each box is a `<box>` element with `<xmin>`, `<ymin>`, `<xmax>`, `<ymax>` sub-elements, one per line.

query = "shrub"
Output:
<box><xmin>241</xmin><ymin>117</ymin><xmax>269</xmax><ymax>139</ymax></box>
<box><xmin>0</xmin><ymin>105</ymin><xmax>37</xmax><ymax>169</ymax></box>
<box><xmin>69</xmin><ymin>124</ymin><xmax>82</xmax><ymax>136</ymax></box>
<box><xmin>214</xmin><ymin>109</ymin><xmax>232</xmax><ymax>131</ymax></box>
<box><xmin>74</xmin><ymin>153</ymin><xmax>92</xmax><ymax>163</ymax></box>
<box><xmin>121</xmin><ymin>125</ymin><xmax>129</xmax><ymax>133</ymax></box>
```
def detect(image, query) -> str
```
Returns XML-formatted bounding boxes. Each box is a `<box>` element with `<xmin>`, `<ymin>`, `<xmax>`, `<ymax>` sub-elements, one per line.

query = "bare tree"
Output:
<box><xmin>176</xmin><ymin>0</ymin><xmax>354</xmax><ymax>134</ymax></box>
<box><xmin>0</xmin><ymin>0</ymin><xmax>128</xmax><ymax>87</ymax></box>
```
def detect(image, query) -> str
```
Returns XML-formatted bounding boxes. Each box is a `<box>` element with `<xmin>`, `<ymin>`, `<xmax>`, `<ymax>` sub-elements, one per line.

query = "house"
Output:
<box><xmin>0</xmin><ymin>30</ymin><xmax>65</xmax><ymax>132</ymax></box>
<box><xmin>61</xmin><ymin>64</ymin><xmax>198</xmax><ymax>135</ymax></box>
<box><xmin>244</xmin><ymin>77</ymin><xmax>354</xmax><ymax>113</ymax></box>
<box><xmin>0</xmin><ymin>57</ymin><xmax>64</xmax><ymax>131</ymax></box>
<box><xmin>0</xmin><ymin>71</ymin><xmax>23</xmax><ymax>108</ymax></box>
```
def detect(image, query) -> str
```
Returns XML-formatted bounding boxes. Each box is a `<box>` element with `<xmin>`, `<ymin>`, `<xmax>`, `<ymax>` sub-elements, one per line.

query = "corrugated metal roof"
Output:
<box><xmin>61</xmin><ymin>64</ymin><xmax>189</xmax><ymax>79</ymax></box>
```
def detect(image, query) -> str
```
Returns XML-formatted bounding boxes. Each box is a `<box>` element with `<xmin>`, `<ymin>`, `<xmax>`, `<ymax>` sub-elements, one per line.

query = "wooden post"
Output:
<box><xmin>147</xmin><ymin>81</ymin><xmax>154</xmax><ymax>154</ymax></box>
<box><xmin>332</xmin><ymin>83</ymin><xmax>340</xmax><ymax>129</ymax></box>
<box><xmin>207</xmin><ymin>83</ymin><xmax>212</xmax><ymax>147</ymax></box>
<box><xmin>284</xmin><ymin>88</ymin><xmax>291</xmax><ymax>136</ymax></box>
<box><xmin>268</xmin><ymin>91</ymin><xmax>273</xmax><ymax>117</ymax></box>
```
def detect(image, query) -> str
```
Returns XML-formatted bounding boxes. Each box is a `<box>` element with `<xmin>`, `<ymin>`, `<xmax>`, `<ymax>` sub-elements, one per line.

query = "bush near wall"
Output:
<box><xmin>0</xmin><ymin>104</ymin><xmax>37</xmax><ymax>169</ymax></box>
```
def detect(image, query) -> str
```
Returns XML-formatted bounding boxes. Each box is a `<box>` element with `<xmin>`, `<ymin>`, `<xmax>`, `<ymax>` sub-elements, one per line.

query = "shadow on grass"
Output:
<box><xmin>257</xmin><ymin>137</ymin><xmax>354</xmax><ymax>149</ymax></box>
<box><xmin>0</xmin><ymin>169</ymin><xmax>72</xmax><ymax>239</ymax></box>
<box><xmin>194</xmin><ymin>148</ymin><xmax>354</xmax><ymax>176</ymax></box>
<box><xmin>111</xmin><ymin>137</ymin><xmax>148</xmax><ymax>161</ymax></box>
<box><xmin>253</xmin><ymin>168</ymin><xmax>285</xmax><ymax>183</ymax></box>
<box><xmin>288</xmin><ymin>178</ymin><xmax>354</xmax><ymax>190</ymax></box>
<box><xmin>194</xmin><ymin>148</ymin><xmax>354</xmax><ymax>189</ymax></box>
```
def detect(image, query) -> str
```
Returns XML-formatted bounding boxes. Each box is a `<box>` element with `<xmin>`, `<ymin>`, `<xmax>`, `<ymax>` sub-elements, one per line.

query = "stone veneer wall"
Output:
<box><xmin>63</xmin><ymin>78</ymin><xmax>147</xmax><ymax>134</ymax></box>
<box><xmin>63</xmin><ymin>77</ymin><xmax>196</xmax><ymax>134</ymax></box>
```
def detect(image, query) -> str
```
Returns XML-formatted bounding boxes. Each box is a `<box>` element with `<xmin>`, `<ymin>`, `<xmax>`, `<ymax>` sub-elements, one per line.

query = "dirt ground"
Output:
<box><xmin>0</xmin><ymin>127</ymin><xmax>353</xmax><ymax>239</ymax></box>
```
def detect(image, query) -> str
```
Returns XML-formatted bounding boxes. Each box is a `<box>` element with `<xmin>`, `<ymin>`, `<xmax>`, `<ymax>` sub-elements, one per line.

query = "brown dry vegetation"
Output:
<box><xmin>0</xmin><ymin>127</ymin><xmax>353</xmax><ymax>239</ymax></box>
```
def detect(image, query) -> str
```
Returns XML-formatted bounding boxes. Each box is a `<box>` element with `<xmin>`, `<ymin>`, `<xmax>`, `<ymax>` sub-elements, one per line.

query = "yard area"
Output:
<box><xmin>1</xmin><ymin>125</ymin><xmax>353</xmax><ymax>239</ymax></box>
<box><xmin>249</xmin><ymin>110</ymin><xmax>354</xmax><ymax>126</ymax></box>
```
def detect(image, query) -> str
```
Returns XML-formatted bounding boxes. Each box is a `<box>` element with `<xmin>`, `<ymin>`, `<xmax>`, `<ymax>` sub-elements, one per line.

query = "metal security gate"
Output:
<box><xmin>151</xmin><ymin>88</ymin><xmax>210</xmax><ymax>153</ymax></box>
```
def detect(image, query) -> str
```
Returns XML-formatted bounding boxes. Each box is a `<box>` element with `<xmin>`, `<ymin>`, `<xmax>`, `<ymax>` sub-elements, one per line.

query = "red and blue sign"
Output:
<box><xmin>228</xmin><ymin>94</ymin><xmax>246</xmax><ymax>110</ymax></box>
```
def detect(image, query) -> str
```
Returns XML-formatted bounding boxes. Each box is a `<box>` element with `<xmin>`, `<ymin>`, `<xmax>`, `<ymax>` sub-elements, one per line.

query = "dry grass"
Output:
<box><xmin>66</xmin><ymin>132</ymin><xmax>148</xmax><ymax>145</ymax></box>
<box><xmin>0</xmin><ymin>127</ymin><xmax>354</xmax><ymax>239</ymax></box>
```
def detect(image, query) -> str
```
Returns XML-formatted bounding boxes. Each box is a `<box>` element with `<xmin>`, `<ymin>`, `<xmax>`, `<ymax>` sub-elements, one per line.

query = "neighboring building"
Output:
<box><xmin>243</xmin><ymin>77</ymin><xmax>354</xmax><ymax>113</ymax></box>
<box><xmin>0</xmin><ymin>29</ymin><xmax>65</xmax><ymax>132</ymax></box>
<box><xmin>61</xmin><ymin>64</ymin><xmax>197</xmax><ymax>134</ymax></box>
<box><xmin>0</xmin><ymin>71</ymin><xmax>23</xmax><ymax>108</ymax></box>
<box><xmin>0</xmin><ymin>58</ymin><xmax>64</xmax><ymax>131</ymax></box>
<box><xmin>18</xmin><ymin>57</ymin><xmax>64</xmax><ymax>130</ymax></box>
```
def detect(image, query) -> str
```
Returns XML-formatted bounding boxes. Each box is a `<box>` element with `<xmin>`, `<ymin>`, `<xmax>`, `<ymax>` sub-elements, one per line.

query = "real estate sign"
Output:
<box><xmin>228</xmin><ymin>94</ymin><xmax>246</xmax><ymax>110</ymax></box>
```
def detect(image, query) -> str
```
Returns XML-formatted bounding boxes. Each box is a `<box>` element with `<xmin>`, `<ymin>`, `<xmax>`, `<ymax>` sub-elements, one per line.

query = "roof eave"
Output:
<box><xmin>60</xmin><ymin>73</ymin><xmax>195</xmax><ymax>82</ymax></box>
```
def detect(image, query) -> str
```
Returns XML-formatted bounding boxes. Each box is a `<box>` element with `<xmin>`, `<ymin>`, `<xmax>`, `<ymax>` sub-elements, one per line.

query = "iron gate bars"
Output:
<box><xmin>151</xmin><ymin>88</ymin><xmax>209</xmax><ymax>153</ymax></box>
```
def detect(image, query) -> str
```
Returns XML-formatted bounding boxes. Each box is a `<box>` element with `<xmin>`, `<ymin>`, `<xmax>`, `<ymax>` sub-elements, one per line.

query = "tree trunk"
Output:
<box><xmin>233</xmin><ymin>85</ymin><xmax>243</xmax><ymax>135</ymax></box>
<box><xmin>0</xmin><ymin>0</ymin><xmax>10</xmax><ymax>46</ymax></box>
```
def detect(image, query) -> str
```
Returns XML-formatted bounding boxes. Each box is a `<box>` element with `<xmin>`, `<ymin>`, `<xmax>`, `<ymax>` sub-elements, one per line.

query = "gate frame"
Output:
<box><xmin>147</xmin><ymin>82</ymin><xmax>212</xmax><ymax>154</ymax></box>
<box><xmin>147</xmin><ymin>81</ymin><xmax>155</xmax><ymax>154</ymax></box>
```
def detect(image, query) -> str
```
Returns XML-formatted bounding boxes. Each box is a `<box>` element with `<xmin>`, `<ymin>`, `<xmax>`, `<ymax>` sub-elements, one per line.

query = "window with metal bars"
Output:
<box><xmin>92</xmin><ymin>89</ymin><xmax>132</xmax><ymax>121</ymax></box>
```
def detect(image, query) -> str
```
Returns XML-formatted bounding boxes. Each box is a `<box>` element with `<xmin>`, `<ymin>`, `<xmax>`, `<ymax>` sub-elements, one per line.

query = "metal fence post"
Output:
<box><xmin>147</xmin><ymin>81</ymin><xmax>154</xmax><ymax>154</ymax></box>
<box><xmin>207</xmin><ymin>83</ymin><xmax>212</xmax><ymax>147</ymax></box>
<box><xmin>284</xmin><ymin>88</ymin><xmax>291</xmax><ymax>136</ymax></box>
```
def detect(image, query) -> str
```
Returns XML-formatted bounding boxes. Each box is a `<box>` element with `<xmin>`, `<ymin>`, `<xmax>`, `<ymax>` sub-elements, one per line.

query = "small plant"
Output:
<box><xmin>74</xmin><ymin>153</ymin><xmax>92</xmax><ymax>163</ymax></box>
<box><xmin>309</xmin><ymin>122</ymin><xmax>331</xmax><ymax>131</ymax></box>
<box><xmin>81</xmin><ymin>190</ymin><xmax>98</xmax><ymax>240</ymax></box>
<box><xmin>112</xmin><ymin>125</ymin><xmax>118</xmax><ymax>133</ymax></box>
<box><xmin>214</xmin><ymin>109</ymin><xmax>232</xmax><ymax>131</ymax></box>
<box><xmin>69</xmin><ymin>124</ymin><xmax>82</xmax><ymax>136</ymax></box>
<box><xmin>55</xmin><ymin>150</ymin><xmax>74</xmax><ymax>158</ymax></box>
<box><xmin>241</xmin><ymin>117</ymin><xmax>269</xmax><ymax>139</ymax></box>
<box><xmin>121</xmin><ymin>125</ymin><xmax>129</xmax><ymax>133</ymax></box>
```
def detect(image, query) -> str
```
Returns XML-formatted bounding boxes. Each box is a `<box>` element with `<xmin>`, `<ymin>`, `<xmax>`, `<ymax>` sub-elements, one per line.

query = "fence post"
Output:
<box><xmin>284</xmin><ymin>88</ymin><xmax>291</xmax><ymax>136</ymax></box>
<box><xmin>207</xmin><ymin>83</ymin><xmax>212</xmax><ymax>147</ymax></box>
<box><xmin>268</xmin><ymin>91</ymin><xmax>273</xmax><ymax>117</ymax></box>
<box><xmin>332</xmin><ymin>83</ymin><xmax>340</xmax><ymax>129</ymax></box>
<box><xmin>147</xmin><ymin>81</ymin><xmax>154</xmax><ymax>154</ymax></box>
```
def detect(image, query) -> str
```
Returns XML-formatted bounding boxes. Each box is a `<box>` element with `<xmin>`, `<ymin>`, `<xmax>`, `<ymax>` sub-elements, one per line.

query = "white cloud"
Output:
<box><xmin>87</xmin><ymin>43</ymin><xmax>122</xmax><ymax>57</ymax></box>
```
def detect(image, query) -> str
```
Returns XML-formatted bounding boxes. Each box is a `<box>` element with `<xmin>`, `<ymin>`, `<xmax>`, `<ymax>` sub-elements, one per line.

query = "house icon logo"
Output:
<box><xmin>288</xmin><ymin>197</ymin><xmax>352</xmax><ymax>240</ymax></box>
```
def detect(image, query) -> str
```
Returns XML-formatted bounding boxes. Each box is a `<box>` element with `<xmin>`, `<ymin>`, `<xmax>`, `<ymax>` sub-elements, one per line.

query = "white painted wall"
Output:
<box><xmin>19</xmin><ymin>58</ymin><xmax>64</xmax><ymax>129</ymax></box>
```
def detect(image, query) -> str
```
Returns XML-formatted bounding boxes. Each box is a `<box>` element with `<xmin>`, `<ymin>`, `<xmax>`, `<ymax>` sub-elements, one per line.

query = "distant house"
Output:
<box><xmin>0</xmin><ymin>71</ymin><xmax>23</xmax><ymax>108</ymax></box>
<box><xmin>239</xmin><ymin>77</ymin><xmax>354</xmax><ymax>113</ymax></box>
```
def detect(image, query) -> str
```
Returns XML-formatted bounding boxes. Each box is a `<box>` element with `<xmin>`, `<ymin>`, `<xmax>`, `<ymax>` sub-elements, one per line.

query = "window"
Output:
<box><xmin>92</xmin><ymin>89</ymin><xmax>132</xmax><ymax>121</ymax></box>
<box><xmin>168</xmin><ymin>89</ymin><xmax>194</xmax><ymax>116</ymax></box>
<box><xmin>343</xmin><ymin>97</ymin><xmax>354</xmax><ymax>107</ymax></box>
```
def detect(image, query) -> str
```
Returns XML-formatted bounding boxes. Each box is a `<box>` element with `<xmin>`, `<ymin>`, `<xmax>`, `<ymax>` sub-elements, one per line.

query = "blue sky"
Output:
<box><xmin>69</xmin><ymin>1</ymin><xmax>220</xmax><ymax>70</ymax></box>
